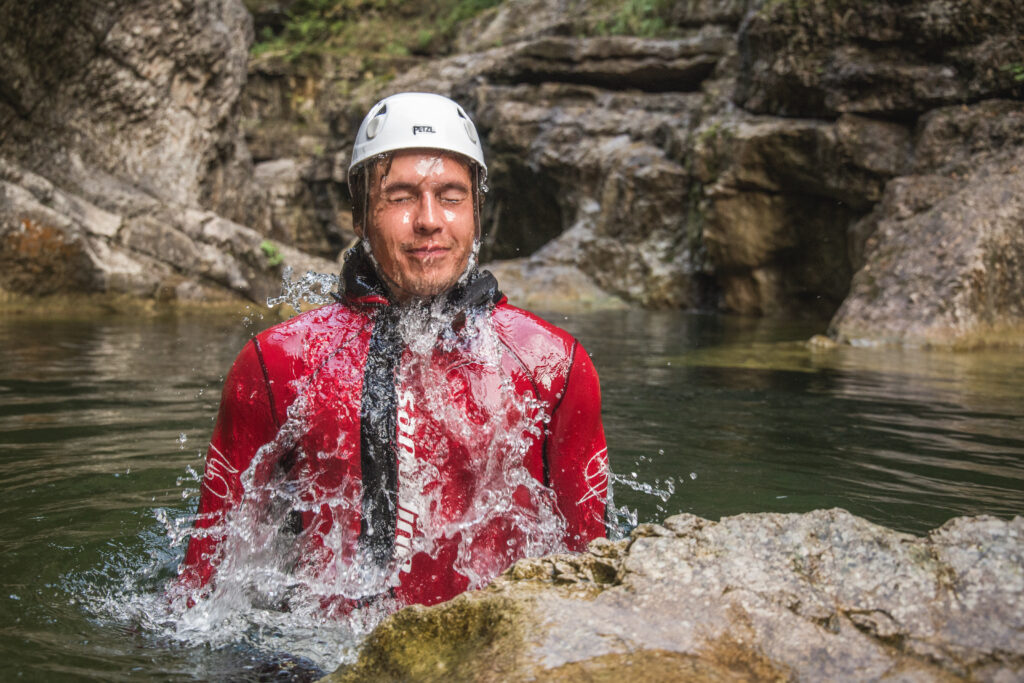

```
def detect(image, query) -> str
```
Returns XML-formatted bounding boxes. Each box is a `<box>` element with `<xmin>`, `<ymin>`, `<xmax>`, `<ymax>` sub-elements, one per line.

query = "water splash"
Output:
<box><xmin>75</xmin><ymin>289</ymin><xmax>577</xmax><ymax>674</ymax></box>
<box><xmin>267</xmin><ymin>267</ymin><xmax>340</xmax><ymax>313</ymax></box>
<box><xmin>72</xmin><ymin>272</ymin><xmax>672</xmax><ymax>676</ymax></box>
<box><xmin>610</xmin><ymin>471</ymin><xmax>676</xmax><ymax>502</ymax></box>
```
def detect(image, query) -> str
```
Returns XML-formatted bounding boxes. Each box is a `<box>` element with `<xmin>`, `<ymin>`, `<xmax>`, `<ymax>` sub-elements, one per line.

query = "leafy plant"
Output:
<box><xmin>250</xmin><ymin>0</ymin><xmax>502</xmax><ymax>64</ymax></box>
<box><xmin>260</xmin><ymin>240</ymin><xmax>285</xmax><ymax>267</ymax></box>
<box><xmin>1000</xmin><ymin>62</ymin><xmax>1024</xmax><ymax>83</ymax></box>
<box><xmin>610</xmin><ymin>0</ymin><xmax>670</xmax><ymax>36</ymax></box>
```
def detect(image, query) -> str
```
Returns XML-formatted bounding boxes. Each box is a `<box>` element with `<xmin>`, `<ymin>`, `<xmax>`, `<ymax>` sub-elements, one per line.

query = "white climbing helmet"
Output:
<box><xmin>348</xmin><ymin>92</ymin><xmax>487</xmax><ymax>184</ymax></box>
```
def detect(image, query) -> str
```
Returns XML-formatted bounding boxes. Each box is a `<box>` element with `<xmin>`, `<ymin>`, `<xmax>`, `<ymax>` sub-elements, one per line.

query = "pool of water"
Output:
<box><xmin>1</xmin><ymin>307</ymin><xmax>1022</xmax><ymax>680</ymax></box>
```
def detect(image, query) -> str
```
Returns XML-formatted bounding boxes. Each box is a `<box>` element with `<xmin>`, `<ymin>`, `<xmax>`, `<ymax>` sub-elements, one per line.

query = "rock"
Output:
<box><xmin>252</xmin><ymin>158</ymin><xmax>355</xmax><ymax>258</ymax></box>
<box><xmin>828</xmin><ymin>151</ymin><xmax>1024</xmax><ymax>349</ymax></box>
<box><xmin>0</xmin><ymin>0</ymin><xmax>342</xmax><ymax>309</ymax></box>
<box><xmin>454</xmin><ymin>0</ymin><xmax>755</xmax><ymax>54</ymax></box>
<box><xmin>485</xmin><ymin>259</ymin><xmax>626</xmax><ymax>313</ymax></box>
<box><xmin>735</xmin><ymin>0</ymin><xmax>1024</xmax><ymax>118</ymax></box>
<box><xmin>0</xmin><ymin>0</ymin><xmax>257</xmax><ymax>223</ymax></box>
<box><xmin>0</xmin><ymin>159</ymin><xmax>337</xmax><ymax>306</ymax></box>
<box><xmin>692</xmin><ymin>114</ymin><xmax>912</xmax><ymax>315</ymax></box>
<box><xmin>828</xmin><ymin>101</ymin><xmax>1024</xmax><ymax>348</ymax></box>
<box><xmin>330</xmin><ymin>509</ymin><xmax>1024</xmax><ymax>681</ymax></box>
<box><xmin>489</xmin><ymin>33</ymin><xmax>732</xmax><ymax>92</ymax></box>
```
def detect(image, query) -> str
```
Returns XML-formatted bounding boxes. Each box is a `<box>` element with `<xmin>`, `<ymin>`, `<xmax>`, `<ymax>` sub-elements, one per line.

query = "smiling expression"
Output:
<box><xmin>360</xmin><ymin>150</ymin><xmax>476</xmax><ymax>302</ymax></box>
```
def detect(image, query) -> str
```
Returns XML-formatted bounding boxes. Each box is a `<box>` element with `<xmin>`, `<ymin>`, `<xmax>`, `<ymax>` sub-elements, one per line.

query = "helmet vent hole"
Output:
<box><xmin>367</xmin><ymin>116</ymin><xmax>383</xmax><ymax>139</ymax></box>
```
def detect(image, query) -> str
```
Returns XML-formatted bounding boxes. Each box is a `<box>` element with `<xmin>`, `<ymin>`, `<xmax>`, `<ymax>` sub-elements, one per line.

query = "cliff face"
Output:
<box><xmin>0</xmin><ymin>0</ymin><xmax>253</xmax><ymax>218</ymax></box>
<box><xmin>1</xmin><ymin>0</ymin><xmax>1022</xmax><ymax>344</ymax></box>
<box><xmin>329</xmin><ymin>510</ymin><xmax>1024</xmax><ymax>681</ymax></box>
<box><xmin>255</xmin><ymin>0</ymin><xmax>1023</xmax><ymax>344</ymax></box>
<box><xmin>0</xmin><ymin>0</ymin><xmax>334</xmax><ymax>306</ymax></box>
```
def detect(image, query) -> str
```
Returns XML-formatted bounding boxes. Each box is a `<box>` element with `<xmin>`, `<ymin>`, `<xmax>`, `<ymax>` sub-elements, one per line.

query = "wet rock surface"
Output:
<box><xmin>330</xmin><ymin>509</ymin><xmax>1024</xmax><ymax>682</ymax></box>
<box><xmin>829</xmin><ymin>101</ymin><xmax>1024</xmax><ymax>348</ymax></box>
<box><xmin>0</xmin><ymin>157</ymin><xmax>334</xmax><ymax>306</ymax></box>
<box><xmin>309</xmin><ymin>0</ymin><xmax>1023</xmax><ymax>342</ymax></box>
<box><xmin>0</xmin><ymin>0</ymin><xmax>334</xmax><ymax>307</ymax></box>
<box><xmin>2</xmin><ymin>0</ymin><xmax>1022</xmax><ymax>342</ymax></box>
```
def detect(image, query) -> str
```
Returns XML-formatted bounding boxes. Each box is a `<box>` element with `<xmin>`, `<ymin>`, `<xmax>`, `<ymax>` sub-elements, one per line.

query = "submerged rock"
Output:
<box><xmin>330</xmin><ymin>509</ymin><xmax>1024</xmax><ymax>682</ymax></box>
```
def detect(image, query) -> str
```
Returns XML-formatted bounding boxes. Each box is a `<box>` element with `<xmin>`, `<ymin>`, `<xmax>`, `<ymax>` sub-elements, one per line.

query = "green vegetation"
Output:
<box><xmin>1000</xmin><ymin>62</ymin><xmax>1024</xmax><ymax>83</ymax></box>
<box><xmin>248</xmin><ymin>0</ymin><xmax>502</xmax><ymax>64</ymax></box>
<box><xmin>588</xmin><ymin>0</ymin><xmax>677</xmax><ymax>38</ymax></box>
<box><xmin>248</xmin><ymin>0</ymin><xmax>689</xmax><ymax>66</ymax></box>
<box><xmin>260</xmin><ymin>239</ymin><xmax>284</xmax><ymax>266</ymax></box>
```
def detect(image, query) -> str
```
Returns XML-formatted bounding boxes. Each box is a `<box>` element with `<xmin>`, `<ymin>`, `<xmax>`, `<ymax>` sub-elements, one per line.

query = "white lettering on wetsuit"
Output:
<box><xmin>395</xmin><ymin>389</ymin><xmax>420</xmax><ymax>571</ymax></box>
<box><xmin>577</xmin><ymin>446</ymin><xmax>608</xmax><ymax>505</ymax></box>
<box><xmin>203</xmin><ymin>443</ymin><xmax>240</xmax><ymax>500</ymax></box>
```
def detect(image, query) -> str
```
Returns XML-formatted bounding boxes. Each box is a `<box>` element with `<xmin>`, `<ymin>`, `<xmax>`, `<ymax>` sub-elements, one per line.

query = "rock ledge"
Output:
<box><xmin>331</xmin><ymin>509</ymin><xmax>1024</xmax><ymax>681</ymax></box>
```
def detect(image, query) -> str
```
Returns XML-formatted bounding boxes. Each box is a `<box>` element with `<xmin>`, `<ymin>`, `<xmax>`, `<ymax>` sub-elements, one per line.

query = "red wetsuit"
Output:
<box><xmin>180</xmin><ymin>249</ymin><xmax>609</xmax><ymax>608</ymax></box>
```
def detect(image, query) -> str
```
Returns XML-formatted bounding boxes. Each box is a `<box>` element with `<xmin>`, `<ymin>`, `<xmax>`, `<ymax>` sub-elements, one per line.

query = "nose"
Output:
<box><xmin>414</xmin><ymin>191</ymin><xmax>443</xmax><ymax>233</ymax></box>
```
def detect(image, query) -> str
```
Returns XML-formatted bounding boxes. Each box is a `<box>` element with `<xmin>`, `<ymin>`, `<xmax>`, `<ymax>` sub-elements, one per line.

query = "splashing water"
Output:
<box><xmin>72</xmin><ymin>273</ymin><xmax>674</xmax><ymax>676</ymax></box>
<box><xmin>267</xmin><ymin>266</ymin><xmax>341</xmax><ymax>313</ymax></box>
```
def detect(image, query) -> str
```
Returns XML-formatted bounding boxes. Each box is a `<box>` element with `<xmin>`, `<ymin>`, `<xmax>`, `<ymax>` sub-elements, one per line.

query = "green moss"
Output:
<box><xmin>999</xmin><ymin>62</ymin><xmax>1024</xmax><ymax>82</ymax></box>
<box><xmin>585</xmin><ymin>0</ymin><xmax>678</xmax><ymax>38</ymax></box>
<box><xmin>251</xmin><ymin>0</ymin><xmax>502</xmax><ymax>65</ymax></box>
<box><xmin>698</xmin><ymin>122</ymin><xmax>722</xmax><ymax>145</ymax></box>
<box><xmin>260</xmin><ymin>239</ymin><xmax>284</xmax><ymax>266</ymax></box>
<box><xmin>330</xmin><ymin>594</ymin><xmax>528</xmax><ymax>682</ymax></box>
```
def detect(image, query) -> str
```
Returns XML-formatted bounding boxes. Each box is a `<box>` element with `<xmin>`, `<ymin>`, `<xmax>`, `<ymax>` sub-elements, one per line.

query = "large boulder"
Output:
<box><xmin>330</xmin><ymin>509</ymin><xmax>1024</xmax><ymax>681</ymax></box>
<box><xmin>0</xmin><ymin>0</ymin><xmax>338</xmax><ymax>307</ymax></box>
<box><xmin>0</xmin><ymin>158</ymin><xmax>335</xmax><ymax>306</ymax></box>
<box><xmin>0</xmin><ymin>0</ymin><xmax>256</xmax><ymax>222</ymax></box>
<box><xmin>828</xmin><ymin>101</ymin><xmax>1024</xmax><ymax>348</ymax></box>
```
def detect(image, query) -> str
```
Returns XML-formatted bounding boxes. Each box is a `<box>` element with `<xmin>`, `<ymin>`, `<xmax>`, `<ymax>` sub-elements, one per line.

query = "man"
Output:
<box><xmin>179</xmin><ymin>92</ymin><xmax>609</xmax><ymax>609</ymax></box>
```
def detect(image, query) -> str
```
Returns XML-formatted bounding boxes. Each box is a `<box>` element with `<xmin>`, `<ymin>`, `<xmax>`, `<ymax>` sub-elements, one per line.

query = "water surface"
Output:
<box><xmin>1</xmin><ymin>308</ymin><xmax>1022</xmax><ymax>680</ymax></box>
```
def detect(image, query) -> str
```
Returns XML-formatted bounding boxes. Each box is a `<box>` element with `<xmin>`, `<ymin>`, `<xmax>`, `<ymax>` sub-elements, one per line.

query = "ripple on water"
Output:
<box><xmin>1</xmin><ymin>310</ymin><xmax>1023</xmax><ymax>680</ymax></box>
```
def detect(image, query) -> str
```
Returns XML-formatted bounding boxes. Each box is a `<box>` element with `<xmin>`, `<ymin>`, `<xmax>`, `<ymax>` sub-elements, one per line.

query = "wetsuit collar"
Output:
<box><xmin>338</xmin><ymin>242</ymin><xmax>502</xmax><ymax>312</ymax></box>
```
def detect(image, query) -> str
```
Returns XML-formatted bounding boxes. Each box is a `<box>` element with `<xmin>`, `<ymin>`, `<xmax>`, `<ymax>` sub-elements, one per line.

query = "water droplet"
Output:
<box><xmin>689</xmin><ymin>472</ymin><xmax>697</xmax><ymax>480</ymax></box>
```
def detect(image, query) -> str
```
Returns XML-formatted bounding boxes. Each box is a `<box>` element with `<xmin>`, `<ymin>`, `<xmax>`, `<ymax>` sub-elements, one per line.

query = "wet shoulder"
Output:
<box><xmin>492</xmin><ymin>302</ymin><xmax>578</xmax><ymax>395</ymax></box>
<box><xmin>254</xmin><ymin>302</ymin><xmax>373</xmax><ymax>369</ymax></box>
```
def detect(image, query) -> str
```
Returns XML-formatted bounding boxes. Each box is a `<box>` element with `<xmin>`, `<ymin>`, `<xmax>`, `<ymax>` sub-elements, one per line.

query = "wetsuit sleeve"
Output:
<box><xmin>177</xmin><ymin>339</ymin><xmax>279</xmax><ymax>591</ymax></box>
<box><xmin>545</xmin><ymin>343</ymin><xmax>609</xmax><ymax>551</ymax></box>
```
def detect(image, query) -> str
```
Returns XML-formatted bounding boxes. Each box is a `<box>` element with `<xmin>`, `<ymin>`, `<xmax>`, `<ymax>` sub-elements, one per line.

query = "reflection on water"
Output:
<box><xmin>0</xmin><ymin>309</ymin><xmax>1022</xmax><ymax>680</ymax></box>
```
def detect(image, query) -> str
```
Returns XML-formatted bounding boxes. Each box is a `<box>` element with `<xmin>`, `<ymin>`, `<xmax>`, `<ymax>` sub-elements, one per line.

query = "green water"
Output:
<box><xmin>1</xmin><ymin>309</ymin><xmax>1022</xmax><ymax>681</ymax></box>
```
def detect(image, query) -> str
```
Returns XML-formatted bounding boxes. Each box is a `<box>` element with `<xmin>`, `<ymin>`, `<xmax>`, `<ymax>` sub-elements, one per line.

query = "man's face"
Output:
<box><xmin>362</xmin><ymin>150</ymin><xmax>476</xmax><ymax>302</ymax></box>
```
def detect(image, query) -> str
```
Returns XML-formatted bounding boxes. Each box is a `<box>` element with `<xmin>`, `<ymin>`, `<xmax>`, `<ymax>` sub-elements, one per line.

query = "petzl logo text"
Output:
<box><xmin>412</xmin><ymin>125</ymin><xmax>436</xmax><ymax>135</ymax></box>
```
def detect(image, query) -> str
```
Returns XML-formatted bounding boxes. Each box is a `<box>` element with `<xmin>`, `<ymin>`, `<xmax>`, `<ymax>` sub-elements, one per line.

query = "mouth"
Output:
<box><xmin>404</xmin><ymin>244</ymin><xmax>450</xmax><ymax>260</ymax></box>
